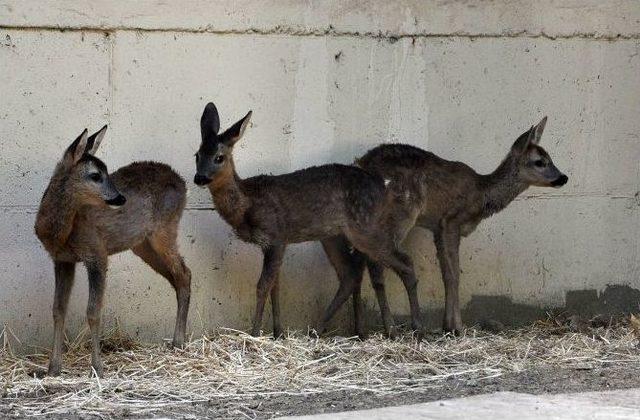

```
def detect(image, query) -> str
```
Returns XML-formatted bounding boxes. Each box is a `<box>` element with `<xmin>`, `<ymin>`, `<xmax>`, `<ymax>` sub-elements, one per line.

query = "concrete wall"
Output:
<box><xmin>1</xmin><ymin>1</ymin><xmax>639</xmax><ymax>350</ymax></box>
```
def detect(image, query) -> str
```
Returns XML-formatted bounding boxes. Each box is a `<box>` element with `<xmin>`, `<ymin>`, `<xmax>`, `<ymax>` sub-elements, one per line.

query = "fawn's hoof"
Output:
<box><xmin>90</xmin><ymin>364</ymin><xmax>104</xmax><ymax>378</ymax></box>
<box><xmin>171</xmin><ymin>338</ymin><xmax>185</xmax><ymax>349</ymax></box>
<box><xmin>386</xmin><ymin>326</ymin><xmax>399</xmax><ymax>340</ymax></box>
<box><xmin>443</xmin><ymin>327</ymin><xmax>463</xmax><ymax>336</ymax></box>
<box><xmin>443</xmin><ymin>317</ymin><xmax>464</xmax><ymax>336</ymax></box>
<box><xmin>47</xmin><ymin>364</ymin><xmax>62</xmax><ymax>377</ymax></box>
<box><xmin>412</xmin><ymin>326</ymin><xmax>425</xmax><ymax>341</ymax></box>
<box><xmin>90</xmin><ymin>356</ymin><xmax>104</xmax><ymax>378</ymax></box>
<box><xmin>273</xmin><ymin>329</ymin><xmax>284</xmax><ymax>339</ymax></box>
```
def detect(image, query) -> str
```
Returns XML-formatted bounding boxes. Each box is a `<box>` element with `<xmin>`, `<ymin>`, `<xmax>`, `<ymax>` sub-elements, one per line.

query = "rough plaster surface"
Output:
<box><xmin>0</xmin><ymin>1</ymin><xmax>639</xmax><ymax>350</ymax></box>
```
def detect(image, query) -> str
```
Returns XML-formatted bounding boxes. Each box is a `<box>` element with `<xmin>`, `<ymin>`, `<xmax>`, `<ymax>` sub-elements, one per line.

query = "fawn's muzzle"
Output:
<box><xmin>194</xmin><ymin>174</ymin><xmax>212</xmax><ymax>186</ymax></box>
<box><xmin>551</xmin><ymin>174</ymin><xmax>568</xmax><ymax>187</ymax></box>
<box><xmin>106</xmin><ymin>194</ymin><xmax>126</xmax><ymax>207</ymax></box>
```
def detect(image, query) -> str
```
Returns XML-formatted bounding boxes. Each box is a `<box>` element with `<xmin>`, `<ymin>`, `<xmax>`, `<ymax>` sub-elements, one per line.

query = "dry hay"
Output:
<box><xmin>1</xmin><ymin>316</ymin><xmax>640</xmax><ymax>418</ymax></box>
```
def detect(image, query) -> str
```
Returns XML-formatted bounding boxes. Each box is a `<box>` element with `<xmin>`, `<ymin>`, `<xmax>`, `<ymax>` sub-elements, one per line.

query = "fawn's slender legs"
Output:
<box><xmin>366</xmin><ymin>260</ymin><xmax>396</xmax><ymax>337</ymax></box>
<box><xmin>318</xmin><ymin>236</ymin><xmax>366</xmax><ymax>338</ymax></box>
<box><xmin>435</xmin><ymin>227</ymin><xmax>463</xmax><ymax>334</ymax></box>
<box><xmin>270</xmin><ymin>277</ymin><xmax>282</xmax><ymax>337</ymax></box>
<box><xmin>251</xmin><ymin>245</ymin><xmax>285</xmax><ymax>337</ymax></box>
<box><xmin>132</xmin><ymin>229</ymin><xmax>191</xmax><ymax>347</ymax></box>
<box><xmin>48</xmin><ymin>261</ymin><xmax>76</xmax><ymax>376</ymax></box>
<box><xmin>383</xmin><ymin>251</ymin><xmax>422</xmax><ymax>333</ymax></box>
<box><xmin>86</xmin><ymin>260</ymin><xmax>107</xmax><ymax>377</ymax></box>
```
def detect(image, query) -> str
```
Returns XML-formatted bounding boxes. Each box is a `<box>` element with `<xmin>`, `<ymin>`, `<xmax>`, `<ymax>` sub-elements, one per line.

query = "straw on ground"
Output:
<box><xmin>1</xmin><ymin>317</ymin><xmax>639</xmax><ymax>418</ymax></box>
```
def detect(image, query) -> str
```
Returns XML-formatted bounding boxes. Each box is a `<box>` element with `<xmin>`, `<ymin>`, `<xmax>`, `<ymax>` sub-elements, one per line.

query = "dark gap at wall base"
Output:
<box><xmin>363</xmin><ymin>285</ymin><xmax>640</xmax><ymax>332</ymax></box>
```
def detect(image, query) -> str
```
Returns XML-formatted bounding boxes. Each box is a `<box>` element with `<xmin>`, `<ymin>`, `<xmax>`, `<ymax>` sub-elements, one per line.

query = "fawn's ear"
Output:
<box><xmin>66</xmin><ymin>129</ymin><xmax>89</xmax><ymax>163</ymax></box>
<box><xmin>530</xmin><ymin>116</ymin><xmax>547</xmax><ymax>145</ymax></box>
<box><xmin>221</xmin><ymin>111</ymin><xmax>252</xmax><ymax>147</ymax></box>
<box><xmin>201</xmin><ymin>102</ymin><xmax>220</xmax><ymax>142</ymax></box>
<box><xmin>511</xmin><ymin>125</ymin><xmax>535</xmax><ymax>155</ymax></box>
<box><xmin>86</xmin><ymin>125</ymin><xmax>107</xmax><ymax>155</ymax></box>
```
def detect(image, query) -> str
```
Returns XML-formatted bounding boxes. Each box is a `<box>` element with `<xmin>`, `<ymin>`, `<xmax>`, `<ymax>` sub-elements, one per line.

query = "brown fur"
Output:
<box><xmin>194</xmin><ymin>103</ymin><xmax>425</xmax><ymax>338</ymax></box>
<box><xmin>35</xmin><ymin>127</ymin><xmax>191</xmax><ymax>376</ymax></box>
<box><xmin>334</xmin><ymin>117</ymin><xmax>568</xmax><ymax>334</ymax></box>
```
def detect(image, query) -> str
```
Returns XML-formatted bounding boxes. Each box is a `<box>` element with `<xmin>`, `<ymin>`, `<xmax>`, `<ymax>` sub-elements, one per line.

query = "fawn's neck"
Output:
<box><xmin>481</xmin><ymin>156</ymin><xmax>528</xmax><ymax>218</ymax></box>
<box><xmin>35</xmin><ymin>170</ymin><xmax>78</xmax><ymax>254</ymax></box>
<box><xmin>207</xmin><ymin>160</ymin><xmax>250</xmax><ymax>228</ymax></box>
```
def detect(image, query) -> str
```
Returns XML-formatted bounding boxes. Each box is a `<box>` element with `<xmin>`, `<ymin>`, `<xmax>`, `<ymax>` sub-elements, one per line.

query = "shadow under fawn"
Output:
<box><xmin>327</xmin><ymin>117</ymin><xmax>568</xmax><ymax>336</ymax></box>
<box><xmin>35</xmin><ymin>126</ymin><xmax>191</xmax><ymax>376</ymax></box>
<box><xmin>193</xmin><ymin>102</ymin><xmax>425</xmax><ymax>338</ymax></box>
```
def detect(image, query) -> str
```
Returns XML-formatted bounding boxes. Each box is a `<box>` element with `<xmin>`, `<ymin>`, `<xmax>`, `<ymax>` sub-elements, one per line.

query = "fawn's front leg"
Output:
<box><xmin>48</xmin><ymin>261</ymin><xmax>76</xmax><ymax>376</ymax></box>
<box><xmin>251</xmin><ymin>245</ymin><xmax>285</xmax><ymax>337</ymax></box>
<box><xmin>86</xmin><ymin>260</ymin><xmax>107</xmax><ymax>377</ymax></box>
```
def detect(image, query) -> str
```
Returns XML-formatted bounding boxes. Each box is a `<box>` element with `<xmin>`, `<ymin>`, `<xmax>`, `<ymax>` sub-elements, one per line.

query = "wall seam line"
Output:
<box><xmin>1</xmin><ymin>25</ymin><xmax>639</xmax><ymax>41</ymax></box>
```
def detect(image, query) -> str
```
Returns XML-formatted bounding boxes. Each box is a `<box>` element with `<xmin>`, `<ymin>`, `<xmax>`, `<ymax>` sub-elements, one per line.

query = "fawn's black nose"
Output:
<box><xmin>105</xmin><ymin>194</ymin><xmax>126</xmax><ymax>207</ymax></box>
<box><xmin>194</xmin><ymin>174</ymin><xmax>212</xmax><ymax>186</ymax></box>
<box><xmin>552</xmin><ymin>174</ymin><xmax>568</xmax><ymax>187</ymax></box>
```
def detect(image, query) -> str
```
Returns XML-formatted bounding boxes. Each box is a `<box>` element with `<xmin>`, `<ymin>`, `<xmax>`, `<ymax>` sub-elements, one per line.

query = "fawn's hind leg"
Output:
<box><xmin>434</xmin><ymin>227</ymin><xmax>463</xmax><ymax>334</ymax></box>
<box><xmin>48</xmin><ymin>261</ymin><xmax>76</xmax><ymax>376</ymax></box>
<box><xmin>252</xmin><ymin>245</ymin><xmax>285</xmax><ymax>337</ymax></box>
<box><xmin>270</xmin><ymin>277</ymin><xmax>283</xmax><ymax>338</ymax></box>
<box><xmin>318</xmin><ymin>236</ymin><xmax>366</xmax><ymax>338</ymax></box>
<box><xmin>366</xmin><ymin>260</ymin><xmax>396</xmax><ymax>338</ymax></box>
<box><xmin>347</xmin><ymin>234</ymin><xmax>423</xmax><ymax>337</ymax></box>
<box><xmin>384</xmin><ymin>250</ymin><xmax>422</xmax><ymax>335</ymax></box>
<box><xmin>132</xmin><ymin>232</ymin><xmax>191</xmax><ymax>348</ymax></box>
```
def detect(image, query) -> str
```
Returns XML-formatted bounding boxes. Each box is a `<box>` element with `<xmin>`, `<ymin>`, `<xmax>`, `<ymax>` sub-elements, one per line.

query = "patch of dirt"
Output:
<box><xmin>156</xmin><ymin>364</ymin><xmax>640</xmax><ymax>418</ymax></box>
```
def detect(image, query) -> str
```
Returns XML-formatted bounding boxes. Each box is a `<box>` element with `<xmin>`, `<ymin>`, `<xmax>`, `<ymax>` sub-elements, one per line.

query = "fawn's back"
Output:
<box><xmin>357</xmin><ymin>144</ymin><xmax>484</xmax><ymax>231</ymax></box>
<box><xmin>226</xmin><ymin>164</ymin><xmax>387</xmax><ymax>245</ymax></box>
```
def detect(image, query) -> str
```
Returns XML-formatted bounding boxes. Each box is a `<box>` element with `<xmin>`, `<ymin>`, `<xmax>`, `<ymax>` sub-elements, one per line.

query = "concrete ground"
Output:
<box><xmin>283</xmin><ymin>389</ymin><xmax>640</xmax><ymax>419</ymax></box>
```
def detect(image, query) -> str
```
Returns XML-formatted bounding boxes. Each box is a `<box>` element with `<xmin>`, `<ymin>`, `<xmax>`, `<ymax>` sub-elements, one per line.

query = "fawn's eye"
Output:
<box><xmin>89</xmin><ymin>173</ymin><xmax>102</xmax><ymax>182</ymax></box>
<box><xmin>534</xmin><ymin>160</ymin><xmax>545</xmax><ymax>168</ymax></box>
<box><xmin>214</xmin><ymin>155</ymin><xmax>225</xmax><ymax>164</ymax></box>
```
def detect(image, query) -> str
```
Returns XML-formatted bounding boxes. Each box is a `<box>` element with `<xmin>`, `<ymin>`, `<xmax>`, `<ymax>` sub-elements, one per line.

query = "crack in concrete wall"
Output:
<box><xmin>1</xmin><ymin>25</ymin><xmax>639</xmax><ymax>41</ymax></box>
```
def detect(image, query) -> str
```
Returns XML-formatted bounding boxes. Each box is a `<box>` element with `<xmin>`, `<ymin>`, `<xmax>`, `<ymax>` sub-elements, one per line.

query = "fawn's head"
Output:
<box><xmin>54</xmin><ymin>126</ymin><xmax>126</xmax><ymax>208</ymax></box>
<box><xmin>508</xmin><ymin>117</ymin><xmax>568</xmax><ymax>188</ymax></box>
<box><xmin>194</xmin><ymin>102</ymin><xmax>252</xmax><ymax>187</ymax></box>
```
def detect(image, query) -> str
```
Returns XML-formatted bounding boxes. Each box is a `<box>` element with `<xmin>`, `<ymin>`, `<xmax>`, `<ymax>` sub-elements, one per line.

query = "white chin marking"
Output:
<box><xmin>109</xmin><ymin>204</ymin><xmax>123</xmax><ymax>209</ymax></box>
<box><xmin>384</xmin><ymin>179</ymin><xmax>391</xmax><ymax>186</ymax></box>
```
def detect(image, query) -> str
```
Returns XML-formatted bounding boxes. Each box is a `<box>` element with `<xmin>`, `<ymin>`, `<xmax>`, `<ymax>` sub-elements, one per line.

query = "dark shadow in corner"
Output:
<box><xmin>364</xmin><ymin>284</ymin><xmax>640</xmax><ymax>332</ymax></box>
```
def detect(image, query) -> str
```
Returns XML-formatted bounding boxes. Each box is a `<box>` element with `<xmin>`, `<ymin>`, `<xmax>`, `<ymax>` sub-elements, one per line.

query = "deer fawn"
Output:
<box><xmin>193</xmin><ymin>102</ymin><xmax>425</xmax><ymax>339</ymax></box>
<box><xmin>325</xmin><ymin>117</ymin><xmax>567</xmax><ymax>336</ymax></box>
<box><xmin>35</xmin><ymin>126</ymin><xmax>191</xmax><ymax>376</ymax></box>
